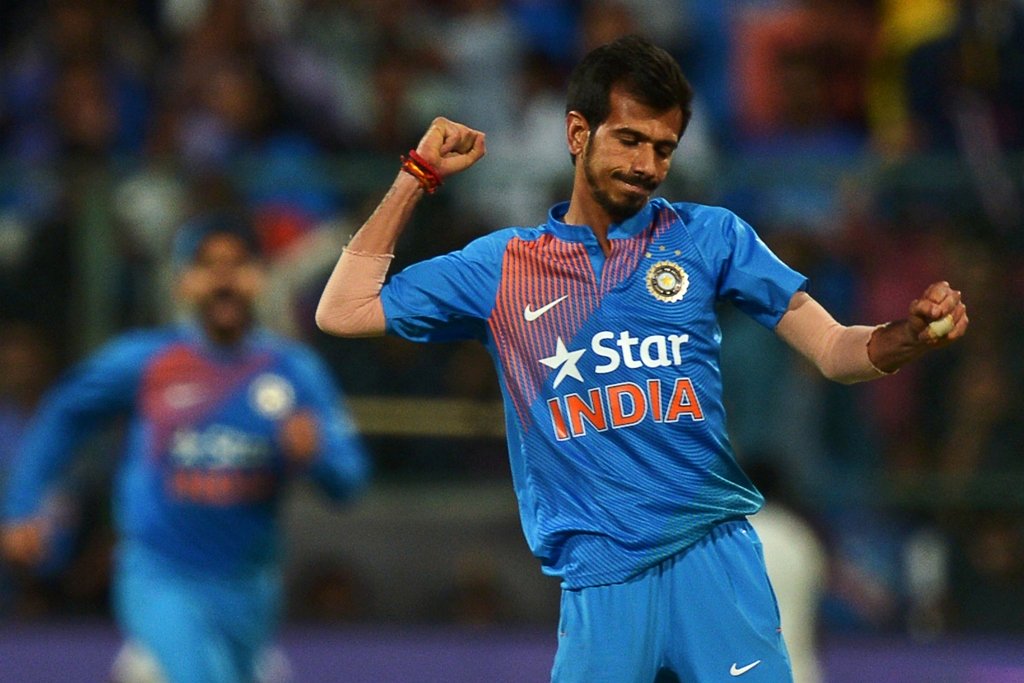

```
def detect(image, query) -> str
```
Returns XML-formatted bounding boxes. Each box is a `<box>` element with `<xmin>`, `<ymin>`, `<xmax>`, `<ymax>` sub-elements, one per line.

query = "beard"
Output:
<box><xmin>581</xmin><ymin>141</ymin><xmax>659</xmax><ymax>224</ymax></box>
<box><xmin>199</xmin><ymin>287</ymin><xmax>254</xmax><ymax>342</ymax></box>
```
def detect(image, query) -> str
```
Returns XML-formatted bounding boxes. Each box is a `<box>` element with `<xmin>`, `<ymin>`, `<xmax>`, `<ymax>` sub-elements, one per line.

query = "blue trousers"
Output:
<box><xmin>551</xmin><ymin>520</ymin><xmax>793</xmax><ymax>682</ymax></box>
<box><xmin>113</xmin><ymin>541</ymin><xmax>281</xmax><ymax>683</ymax></box>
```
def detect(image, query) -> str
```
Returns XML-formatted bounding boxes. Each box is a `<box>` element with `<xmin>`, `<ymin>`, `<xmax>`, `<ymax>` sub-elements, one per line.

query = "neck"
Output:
<box><xmin>202</xmin><ymin>323</ymin><xmax>247</xmax><ymax>348</ymax></box>
<box><xmin>563</xmin><ymin>193</ymin><xmax>613</xmax><ymax>256</ymax></box>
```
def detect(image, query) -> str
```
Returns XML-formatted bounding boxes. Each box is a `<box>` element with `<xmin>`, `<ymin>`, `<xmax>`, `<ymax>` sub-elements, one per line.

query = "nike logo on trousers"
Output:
<box><xmin>730</xmin><ymin>660</ymin><xmax>762</xmax><ymax>676</ymax></box>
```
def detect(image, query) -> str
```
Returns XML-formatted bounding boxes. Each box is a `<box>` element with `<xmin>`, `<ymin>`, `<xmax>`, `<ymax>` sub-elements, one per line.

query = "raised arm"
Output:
<box><xmin>315</xmin><ymin>117</ymin><xmax>486</xmax><ymax>337</ymax></box>
<box><xmin>776</xmin><ymin>282</ymin><xmax>968</xmax><ymax>384</ymax></box>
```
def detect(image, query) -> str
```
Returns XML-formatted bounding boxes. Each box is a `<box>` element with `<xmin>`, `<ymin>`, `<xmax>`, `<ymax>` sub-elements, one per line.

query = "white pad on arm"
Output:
<box><xmin>314</xmin><ymin>248</ymin><xmax>392</xmax><ymax>337</ymax></box>
<box><xmin>774</xmin><ymin>292</ymin><xmax>888</xmax><ymax>384</ymax></box>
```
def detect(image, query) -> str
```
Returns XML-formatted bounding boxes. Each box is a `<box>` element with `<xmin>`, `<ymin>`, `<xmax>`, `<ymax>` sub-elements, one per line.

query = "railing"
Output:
<box><xmin>2</xmin><ymin>150</ymin><xmax>1022</xmax><ymax>510</ymax></box>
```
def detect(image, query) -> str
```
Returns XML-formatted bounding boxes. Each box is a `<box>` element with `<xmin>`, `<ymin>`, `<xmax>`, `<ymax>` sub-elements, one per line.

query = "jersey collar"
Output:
<box><xmin>179</xmin><ymin>320</ymin><xmax>263</xmax><ymax>360</ymax></box>
<box><xmin>545</xmin><ymin>198</ymin><xmax>665</xmax><ymax>243</ymax></box>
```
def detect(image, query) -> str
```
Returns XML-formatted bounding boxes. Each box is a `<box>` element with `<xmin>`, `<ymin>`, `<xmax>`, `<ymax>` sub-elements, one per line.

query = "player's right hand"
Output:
<box><xmin>1</xmin><ymin>518</ymin><xmax>47</xmax><ymax>567</ymax></box>
<box><xmin>907</xmin><ymin>280</ymin><xmax>968</xmax><ymax>345</ymax></box>
<box><xmin>415</xmin><ymin>117</ymin><xmax>486</xmax><ymax>179</ymax></box>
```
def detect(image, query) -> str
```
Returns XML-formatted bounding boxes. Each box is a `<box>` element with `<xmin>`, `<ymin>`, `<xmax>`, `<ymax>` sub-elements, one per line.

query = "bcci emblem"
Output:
<box><xmin>646</xmin><ymin>261</ymin><xmax>688</xmax><ymax>303</ymax></box>
<box><xmin>249</xmin><ymin>373</ymin><xmax>296</xmax><ymax>419</ymax></box>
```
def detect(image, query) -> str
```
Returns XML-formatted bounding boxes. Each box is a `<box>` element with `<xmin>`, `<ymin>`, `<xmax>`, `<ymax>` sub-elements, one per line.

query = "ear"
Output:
<box><xmin>175</xmin><ymin>267</ymin><xmax>203</xmax><ymax>304</ymax></box>
<box><xmin>566</xmin><ymin>111</ymin><xmax>590</xmax><ymax>158</ymax></box>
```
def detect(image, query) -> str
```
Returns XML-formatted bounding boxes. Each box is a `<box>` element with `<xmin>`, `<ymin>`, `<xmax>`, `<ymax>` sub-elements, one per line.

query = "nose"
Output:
<box><xmin>209</xmin><ymin>261</ymin><xmax>234</xmax><ymax>280</ymax></box>
<box><xmin>630</xmin><ymin>144</ymin><xmax>657</xmax><ymax>179</ymax></box>
<box><xmin>206</xmin><ymin>260</ymin><xmax>246</xmax><ymax>289</ymax></box>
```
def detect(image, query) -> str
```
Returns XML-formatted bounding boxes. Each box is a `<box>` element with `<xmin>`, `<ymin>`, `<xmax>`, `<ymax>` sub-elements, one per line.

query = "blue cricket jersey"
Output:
<box><xmin>382</xmin><ymin>198</ymin><xmax>806</xmax><ymax>588</ymax></box>
<box><xmin>3</xmin><ymin>324</ymin><xmax>369</xmax><ymax>575</ymax></box>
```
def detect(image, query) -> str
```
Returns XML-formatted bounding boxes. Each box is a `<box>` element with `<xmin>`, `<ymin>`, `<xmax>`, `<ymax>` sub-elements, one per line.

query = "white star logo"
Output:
<box><xmin>539</xmin><ymin>337</ymin><xmax>585</xmax><ymax>388</ymax></box>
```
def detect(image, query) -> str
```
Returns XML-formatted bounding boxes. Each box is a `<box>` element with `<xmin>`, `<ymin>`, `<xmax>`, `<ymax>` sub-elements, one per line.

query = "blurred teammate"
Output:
<box><xmin>316</xmin><ymin>35</ymin><xmax>967</xmax><ymax>682</ymax></box>
<box><xmin>2</xmin><ymin>214</ymin><xmax>370</xmax><ymax>683</ymax></box>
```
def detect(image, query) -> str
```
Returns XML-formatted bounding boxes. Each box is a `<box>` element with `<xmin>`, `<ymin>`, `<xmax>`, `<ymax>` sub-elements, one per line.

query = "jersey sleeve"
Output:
<box><xmin>3</xmin><ymin>333</ymin><xmax>155</xmax><ymax>521</ymax></box>
<box><xmin>709</xmin><ymin>209</ymin><xmax>807</xmax><ymax>328</ymax></box>
<box><xmin>284</xmin><ymin>345</ymin><xmax>371</xmax><ymax>501</ymax></box>
<box><xmin>379</xmin><ymin>230</ymin><xmax>511</xmax><ymax>343</ymax></box>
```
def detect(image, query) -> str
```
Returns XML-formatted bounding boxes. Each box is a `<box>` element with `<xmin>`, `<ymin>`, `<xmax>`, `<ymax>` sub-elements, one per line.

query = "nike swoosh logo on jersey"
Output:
<box><xmin>524</xmin><ymin>295</ymin><xmax>569</xmax><ymax>322</ymax></box>
<box><xmin>163</xmin><ymin>383</ymin><xmax>206</xmax><ymax>410</ymax></box>
<box><xmin>730</xmin><ymin>660</ymin><xmax>762</xmax><ymax>676</ymax></box>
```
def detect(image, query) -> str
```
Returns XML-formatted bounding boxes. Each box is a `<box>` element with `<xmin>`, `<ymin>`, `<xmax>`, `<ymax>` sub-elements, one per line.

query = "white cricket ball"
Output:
<box><xmin>927</xmin><ymin>314</ymin><xmax>955</xmax><ymax>339</ymax></box>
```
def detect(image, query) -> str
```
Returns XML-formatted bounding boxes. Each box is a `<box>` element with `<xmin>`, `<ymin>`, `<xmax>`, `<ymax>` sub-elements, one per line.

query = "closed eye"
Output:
<box><xmin>614</xmin><ymin>131</ymin><xmax>677</xmax><ymax>159</ymax></box>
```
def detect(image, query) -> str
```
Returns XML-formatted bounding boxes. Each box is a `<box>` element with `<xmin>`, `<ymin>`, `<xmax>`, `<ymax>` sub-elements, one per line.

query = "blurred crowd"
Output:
<box><xmin>1</xmin><ymin>0</ymin><xmax>1023</xmax><ymax>640</ymax></box>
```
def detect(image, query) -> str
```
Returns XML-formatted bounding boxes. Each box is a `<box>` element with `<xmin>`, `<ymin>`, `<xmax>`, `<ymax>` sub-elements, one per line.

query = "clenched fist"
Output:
<box><xmin>908</xmin><ymin>281</ymin><xmax>968</xmax><ymax>345</ymax></box>
<box><xmin>279</xmin><ymin>409</ymin><xmax>320</xmax><ymax>467</ymax></box>
<box><xmin>2</xmin><ymin>518</ymin><xmax>47</xmax><ymax>567</ymax></box>
<box><xmin>414</xmin><ymin>117</ymin><xmax>487</xmax><ymax>179</ymax></box>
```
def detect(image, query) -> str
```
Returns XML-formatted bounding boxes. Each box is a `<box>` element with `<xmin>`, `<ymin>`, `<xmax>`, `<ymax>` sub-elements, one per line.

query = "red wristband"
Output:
<box><xmin>400</xmin><ymin>150</ymin><xmax>442</xmax><ymax>194</ymax></box>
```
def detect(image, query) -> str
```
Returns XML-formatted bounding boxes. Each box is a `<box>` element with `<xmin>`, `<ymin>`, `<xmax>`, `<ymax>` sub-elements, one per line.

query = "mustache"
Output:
<box><xmin>612</xmin><ymin>171</ymin><xmax>658</xmax><ymax>192</ymax></box>
<box><xmin>212</xmin><ymin>286</ymin><xmax>240</xmax><ymax>300</ymax></box>
<box><xmin>204</xmin><ymin>286</ymin><xmax>249</xmax><ymax>305</ymax></box>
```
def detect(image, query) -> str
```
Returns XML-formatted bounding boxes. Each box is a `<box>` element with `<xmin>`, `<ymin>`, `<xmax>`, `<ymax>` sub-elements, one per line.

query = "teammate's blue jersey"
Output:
<box><xmin>3</xmin><ymin>324</ymin><xmax>369</xmax><ymax>575</ymax></box>
<box><xmin>382</xmin><ymin>198</ymin><xmax>806</xmax><ymax>588</ymax></box>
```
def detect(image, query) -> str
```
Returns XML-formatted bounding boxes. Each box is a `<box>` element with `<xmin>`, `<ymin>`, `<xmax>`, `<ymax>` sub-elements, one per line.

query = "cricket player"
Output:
<box><xmin>2</xmin><ymin>213</ymin><xmax>370</xmax><ymax>683</ymax></box>
<box><xmin>316</xmin><ymin>35</ymin><xmax>967</xmax><ymax>682</ymax></box>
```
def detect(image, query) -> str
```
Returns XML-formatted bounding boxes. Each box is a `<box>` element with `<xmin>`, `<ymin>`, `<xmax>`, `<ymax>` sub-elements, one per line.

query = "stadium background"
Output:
<box><xmin>0</xmin><ymin>0</ymin><xmax>1022</xmax><ymax>681</ymax></box>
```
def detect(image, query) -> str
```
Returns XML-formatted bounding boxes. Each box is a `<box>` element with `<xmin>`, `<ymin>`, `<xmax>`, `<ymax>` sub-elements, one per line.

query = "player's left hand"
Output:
<box><xmin>279</xmin><ymin>409</ymin><xmax>320</xmax><ymax>466</ymax></box>
<box><xmin>907</xmin><ymin>281</ymin><xmax>968</xmax><ymax>345</ymax></box>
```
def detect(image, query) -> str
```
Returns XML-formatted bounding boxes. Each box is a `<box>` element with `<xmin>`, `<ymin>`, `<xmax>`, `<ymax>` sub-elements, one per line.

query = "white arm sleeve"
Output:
<box><xmin>314</xmin><ymin>248</ymin><xmax>392</xmax><ymax>337</ymax></box>
<box><xmin>774</xmin><ymin>292</ymin><xmax>890</xmax><ymax>384</ymax></box>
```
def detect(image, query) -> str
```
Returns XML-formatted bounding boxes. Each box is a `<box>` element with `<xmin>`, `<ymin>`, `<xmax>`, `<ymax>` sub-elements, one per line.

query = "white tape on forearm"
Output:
<box><xmin>315</xmin><ymin>248</ymin><xmax>393</xmax><ymax>336</ymax></box>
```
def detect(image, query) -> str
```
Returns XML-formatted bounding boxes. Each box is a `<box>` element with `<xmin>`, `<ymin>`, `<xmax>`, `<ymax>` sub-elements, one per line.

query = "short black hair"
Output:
<box><xmin>172</xmin><ymin>211</ymin><xmax>262</xmax><ymax>269</ymax></box>
<box><xmin>566</xmin><ymin>35</ymin><xmax>693</xmax><ymax>137</ymax></box>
